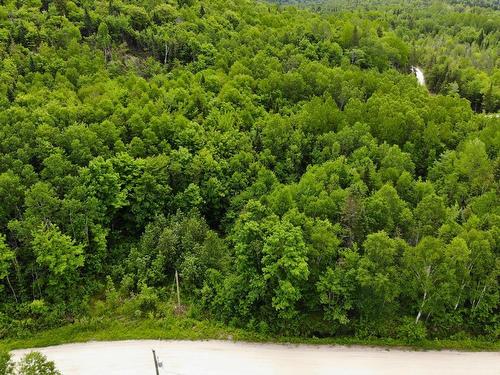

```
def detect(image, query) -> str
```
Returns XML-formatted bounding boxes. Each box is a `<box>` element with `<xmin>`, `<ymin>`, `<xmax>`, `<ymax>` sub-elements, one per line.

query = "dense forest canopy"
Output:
<box><xmin>274</xmin><ymin>0</ymin><xmax>500</xmax><ymax>10</ymax></box>
<box><xmin>0</xmin><ymin>0</ymin><xmax>498</xmax><ymax>342</ymax></box>
<box><xmin>272</xmin><ymin>0</ymin><xmax>500</xmax><ymax>113</ymax></box>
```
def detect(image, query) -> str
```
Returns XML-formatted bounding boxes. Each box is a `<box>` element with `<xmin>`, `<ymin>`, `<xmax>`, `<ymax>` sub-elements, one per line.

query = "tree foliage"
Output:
<box><xmin>0</xmin><ymin>0</ymin><xmax>498</xmax><ymax>341</ymax></box>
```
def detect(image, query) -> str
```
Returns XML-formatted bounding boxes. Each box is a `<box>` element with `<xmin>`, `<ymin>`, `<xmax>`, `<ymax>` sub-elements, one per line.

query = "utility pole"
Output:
<box><xmin>152</xmin><ymin>349</ymin><xmax>160</xmax><ymax>375</ymax></box>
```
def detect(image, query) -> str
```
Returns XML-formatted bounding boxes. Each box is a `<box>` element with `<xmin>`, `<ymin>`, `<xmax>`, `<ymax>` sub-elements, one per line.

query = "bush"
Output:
<box><xmin>136</xmin><ymin>285</ymin><xmax>160</xmax><ymax>314</ymax></box>
<box><xmin>28</xmin><ymin>300</ymin><xmax>47</xmax><ymax>316</ymax></box>
<box><xmin>354</xmin><ymin>318</ymin><xmax>398</xmax><ymax>339</ymax></box>
<box><xmin>397</xmin><ymin>318</ymin><xmax>427</xmax><ymax>343</ymax></box>
<box><xmin>16</xmin><ymin>352</ymin><xmax>61</xmax><ymax>375</ymax></box>
<box><xmin>0</xmin><ymin>350</ymin><xmax>14</xmax><ymax>375</ymax></box>
<box><xmin>104</xmin><ymin>276</ymin><xmax>121</xmax><ymax>310</ymax></box>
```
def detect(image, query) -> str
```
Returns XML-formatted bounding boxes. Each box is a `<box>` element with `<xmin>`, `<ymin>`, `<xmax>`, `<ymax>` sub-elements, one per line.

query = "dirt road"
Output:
<box><xmin>11</xmin><ymin>340</ymin><xmax>500</xmax><ymax>375</ymax></box>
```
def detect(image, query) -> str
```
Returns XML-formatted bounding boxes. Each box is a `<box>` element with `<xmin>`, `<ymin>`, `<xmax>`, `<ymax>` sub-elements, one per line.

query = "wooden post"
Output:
<box><xmin>175</xmin><ymin>269</ymin><xmax>181</xmax><ymax>307</ymax></box>
<box><xmin>152</xmin><ymin>349</ymin><xmax>160</xmax><ymax>375</ymax></box>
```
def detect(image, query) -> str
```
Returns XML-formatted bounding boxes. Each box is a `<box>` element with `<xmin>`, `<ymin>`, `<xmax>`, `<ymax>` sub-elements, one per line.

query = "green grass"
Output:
<box><xmin>1</xmin><ymin>316</ymin><xmax>499</xmax><ymax>353</ymax></box>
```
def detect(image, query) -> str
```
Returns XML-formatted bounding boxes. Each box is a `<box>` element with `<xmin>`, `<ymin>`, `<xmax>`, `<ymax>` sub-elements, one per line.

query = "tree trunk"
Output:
<box><xmin>164</xmin><ymin>44</ymin><xmax>169</xmax><ymax>65</ymax></box>
<box><xmin>416</xmin><ymin>290</ymin><xmax>427</xmax><ymax>324</ymax></box>
<box><xmin>473</xmin><ymin>284</ymin><xmax>487</xmax><ymax>311</ymax></box>
<box><xmin>454</xmin><ymin>281</ymin><xmax>466</xmax><ymax>310</ymax></box>
<box><xmin>6</xmin><ymin>274</ymin><xmax>18</xmax><ymax>303</ymax></box>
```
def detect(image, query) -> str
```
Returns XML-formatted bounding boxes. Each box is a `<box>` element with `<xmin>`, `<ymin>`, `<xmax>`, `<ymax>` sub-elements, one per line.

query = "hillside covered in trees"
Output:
<box><xmin>0</xmin><ymin>0</ymin><xmax>498</xmax><ymax>343</ymax></box>
<box><xmin>273</xmin><ymin>0</ymin><xmax>500</xmax><ymax>113</ymax></box>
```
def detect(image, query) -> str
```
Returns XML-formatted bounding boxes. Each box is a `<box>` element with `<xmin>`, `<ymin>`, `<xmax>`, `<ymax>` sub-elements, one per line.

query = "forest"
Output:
<box><xmin>0</xmin><ymin>0</ymin><xmax>498</xmax><ymax>344</ymax></box>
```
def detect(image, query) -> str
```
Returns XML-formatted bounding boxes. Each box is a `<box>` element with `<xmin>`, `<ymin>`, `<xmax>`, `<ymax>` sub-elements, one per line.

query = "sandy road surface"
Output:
<box><xmin>11</xmin><ymin>340</ymin><xmax>500</xmax><ymax>375</ymax></box>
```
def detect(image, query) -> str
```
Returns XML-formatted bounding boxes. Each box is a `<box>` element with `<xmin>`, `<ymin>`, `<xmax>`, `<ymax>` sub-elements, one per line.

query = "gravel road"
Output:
<box><xmin>11</xmin><ymin>340</ymin><xmax>500</xmax><ymax>375</ymax></box>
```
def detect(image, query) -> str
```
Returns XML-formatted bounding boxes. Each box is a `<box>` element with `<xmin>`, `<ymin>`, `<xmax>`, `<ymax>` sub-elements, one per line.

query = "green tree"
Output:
<box><xmin>358</xmin><ymin>232</ymin><xmax>402</xmax><ymax>315</ymax></box>
<box><xmin>456</xmin><ymin>139</ymin><xmax>494</xmax><ymax>196</ymax></box>
<box><xmin>96</xmin><ymin>22</ymin><xmax>111</xmax><ymax>62</ymax></box>
<box><xmin>365</xmin><ymin>184</ymin><xmax>413</xmax><ymax>238</ymax></box>
<box><xmin>32</xmin><ymin>224</ymin><xmax>84</xmax><ymax>300</ymax></box>
<box><xmin>414</xmin><ymin>194</ymin><xmax>447</xmax><ymax>242</ymax></box>
<box><xmin>403</xmin><ymin>237</ymin><xmax>456</xmax><ymax>324</ymax></box>
<box><xmin>0</xmin><ymin>234</ymin><xmax>16</xmax><ymax>302</ymax></box>
<box><xmin>16</xmin><ymin>352</ymin><xmax>61</xmax><ymax>375</ymax></box>
<box><xmin>262</xmin><ymin>220</ymin><xmax>309</xmax><ymax>324</ymax></box>
<box><xmin>317</xmin><ymin>249</ymin><xmax>359</xmax><ymax>326</ymax></box>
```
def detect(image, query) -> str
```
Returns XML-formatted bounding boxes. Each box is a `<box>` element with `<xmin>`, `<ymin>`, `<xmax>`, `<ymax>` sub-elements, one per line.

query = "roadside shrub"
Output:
<box><xmin>119</xmin><ymin>275</ymin><xmax>135</xmax><ymax>295</ymax></box>
<box><xmin>28</xmin><ymin>300</ymin><xmax>49</xmax><ymax>318</ymax></box>
<box><xmin>16</xmin><ymin>352</ymin><xmax>61</xmax><ymax>375</ymax></box>
<box><xmin>136</xmin><ymin>285</ymin><xmax>159</xmax><ymax>315</ymax></box>
<box><xmin>0</xmin><ymin>350</ymin><xmax>14</xmax><ymax>375</ymax></box>
<box><xmin>429</xmin><ymin>312</ymin><xmax>464</xmax><ymax>338</ymax></box>
<box><xmin>397</xmin><ymin>318</ymin><xmax>427</xmax><ymax>343</ymax></box>
<box><xmin>354</xmin><ymin>318</ymin><xmax>398</xmax><ymax>339</ymax></box>
<box><xmin>104</xmin><ymin>276</ymin><xmax>121</xmax><ymax>310</ymax></box>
